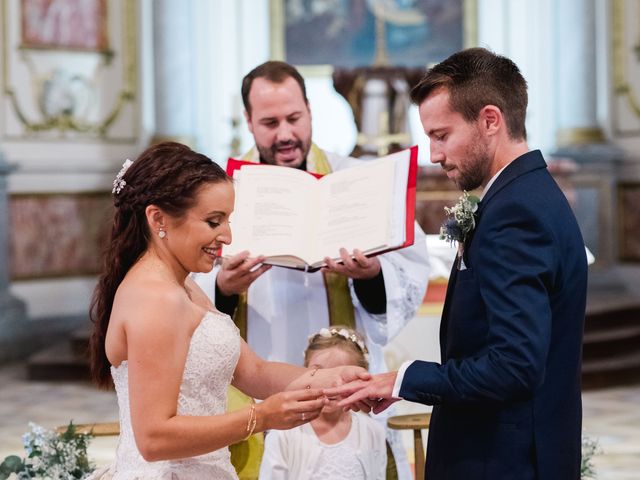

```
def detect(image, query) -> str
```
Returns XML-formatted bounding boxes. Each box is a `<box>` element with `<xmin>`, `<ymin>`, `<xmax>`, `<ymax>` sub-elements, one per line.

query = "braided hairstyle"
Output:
<box><xmin>89</xmin><ymin>142</ymin><xmax>230</xmax><ymax>388</ymax></box>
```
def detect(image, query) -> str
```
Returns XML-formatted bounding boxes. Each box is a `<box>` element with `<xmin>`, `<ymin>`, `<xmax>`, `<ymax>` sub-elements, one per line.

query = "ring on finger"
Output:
<box><xmin>301</xmin><ymin>412</ymin><xmax>306</xmax><ymax>421</ymax></box>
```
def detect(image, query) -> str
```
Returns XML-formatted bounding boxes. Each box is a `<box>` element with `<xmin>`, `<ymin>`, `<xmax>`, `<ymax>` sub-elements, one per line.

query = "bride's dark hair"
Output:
<box><xmin>89</xmin><ymin>142</ymin><xmax>230</xmax><ymax>388</ymax></box>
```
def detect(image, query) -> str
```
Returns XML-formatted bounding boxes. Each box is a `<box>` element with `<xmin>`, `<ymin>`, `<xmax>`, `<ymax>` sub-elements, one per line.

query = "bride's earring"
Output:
<box><xmin>158</xmin><ymin>228</ymin><xmax>166</xmax><ymax>239</ymax></box>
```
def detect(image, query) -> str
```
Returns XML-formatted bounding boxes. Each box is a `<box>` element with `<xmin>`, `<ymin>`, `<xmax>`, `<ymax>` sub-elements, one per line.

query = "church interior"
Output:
<box><xmin>1</xmin><ymin>0</ymin><xmax>640</xmax><ymax>479</ymax></box>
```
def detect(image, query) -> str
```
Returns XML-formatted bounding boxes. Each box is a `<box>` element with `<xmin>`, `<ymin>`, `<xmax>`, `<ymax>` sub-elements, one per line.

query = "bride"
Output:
<box><xmin>87</xmin><ymin>142</ymin><xmax>370</xmax><ymax>479</ymax></box>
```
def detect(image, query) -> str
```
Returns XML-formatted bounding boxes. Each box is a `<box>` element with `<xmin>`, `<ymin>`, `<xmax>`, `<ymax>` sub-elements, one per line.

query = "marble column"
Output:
<box><xmin>554</xmin><ymin>0</ymin><xmax>604</xmax><ymax>147</ymax></box>
<box><xmin>151</xmin><ymin>0</ymin><xmax>196</xmax><ymax>146</ymax></box>
<box><xmin>553</xmin><ymin>0</ymin><xmax>623</xmax><ymax>272</ymax></box>
<box><xmin>0</xmin><ymin>149</ymin><xmax>28</xmax><ymax>362</ymax></box>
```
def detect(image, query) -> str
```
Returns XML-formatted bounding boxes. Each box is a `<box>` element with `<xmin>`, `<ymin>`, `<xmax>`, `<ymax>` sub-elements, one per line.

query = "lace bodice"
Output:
<box><xmin>93</xmin><ymin>311</ymin><xmax>241</xmax><ymax>480</ymax></box>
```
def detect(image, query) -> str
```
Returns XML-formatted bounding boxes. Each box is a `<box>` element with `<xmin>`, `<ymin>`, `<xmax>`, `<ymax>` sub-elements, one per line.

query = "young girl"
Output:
<box><xmin>259</xmin><ymin>326</ymin><xmax>387</xmax><ymax>479</ymax></box>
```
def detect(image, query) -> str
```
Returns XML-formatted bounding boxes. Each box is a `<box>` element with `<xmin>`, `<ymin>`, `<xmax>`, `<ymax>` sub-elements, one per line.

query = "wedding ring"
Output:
<box><xmin>301</xmin><ymin>412</ymin><xmax>306</xmax><ymax>421</ymax></box>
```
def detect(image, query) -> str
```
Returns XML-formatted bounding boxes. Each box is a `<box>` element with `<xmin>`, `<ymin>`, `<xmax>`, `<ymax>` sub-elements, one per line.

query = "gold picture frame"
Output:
<box><xmin>611</xmin><ymin>0</ymin><xmax>640</xmax><ymax>135</ymax></box>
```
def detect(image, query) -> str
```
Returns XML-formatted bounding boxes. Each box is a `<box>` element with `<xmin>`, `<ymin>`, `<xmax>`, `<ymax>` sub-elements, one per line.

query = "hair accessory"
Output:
<box><xmin>158</xmin><ymin>229</ymin><xmax>166</xmax><ymax>239</ymax></box>
<box><xmin>314</xmin><ymin>327</ymin><xmax>369</xmax><ymax>356</ymax></box>
<box><xmin>112</xmin><ymin>159</ymin><xmax>133</xmax><ymax>194</ymax></box>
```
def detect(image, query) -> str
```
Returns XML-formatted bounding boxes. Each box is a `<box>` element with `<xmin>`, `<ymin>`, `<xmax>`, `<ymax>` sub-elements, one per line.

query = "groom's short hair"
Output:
<box><xmin>411</xmin><ymin>47</ymin><xmax>528</xmax><ymax>141</ymax></box>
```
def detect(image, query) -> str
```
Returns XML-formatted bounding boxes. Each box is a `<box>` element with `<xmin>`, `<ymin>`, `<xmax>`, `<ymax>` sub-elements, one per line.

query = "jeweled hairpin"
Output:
<box><xmin>112</xmin><ymin>159</ymin><xmax>133</xmax><ymax>194</ymax></box>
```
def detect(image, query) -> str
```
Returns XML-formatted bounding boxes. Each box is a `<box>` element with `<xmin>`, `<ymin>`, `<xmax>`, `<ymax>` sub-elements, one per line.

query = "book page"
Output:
<box><xmin>224</xmin><ymin>166</ymin><xmax>317</xmax><ymax>262</ymax></box>
<box><xmin>314</xmin><ymin>159</ymin><xmax>395</xmax><ymax>261</ymax></box>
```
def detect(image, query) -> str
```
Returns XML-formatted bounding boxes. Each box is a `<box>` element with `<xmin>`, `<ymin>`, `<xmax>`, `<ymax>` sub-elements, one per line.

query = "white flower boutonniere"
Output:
<box><xmin>440</xmin><ymin>191</ymin><xmax>480</xmax><ymax>267</ymax></box>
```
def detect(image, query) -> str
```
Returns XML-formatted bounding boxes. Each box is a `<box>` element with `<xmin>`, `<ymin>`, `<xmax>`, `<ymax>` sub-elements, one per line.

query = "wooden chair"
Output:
<box><xmin>387</xmin><ymin>412</ymin><xmax>431</xmax><ymax>480</ymax></box>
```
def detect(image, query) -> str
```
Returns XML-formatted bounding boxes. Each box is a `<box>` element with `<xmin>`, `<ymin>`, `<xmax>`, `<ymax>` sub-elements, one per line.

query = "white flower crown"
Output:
<box><xmin>310</xmin><ymin>327</ymin><xmax>369</xmax><ymax>361</ymax></box>
<box><xmin>112</xmin><ymin>159</ymin><xmax>133</xmax><ymax>194</ymax></box>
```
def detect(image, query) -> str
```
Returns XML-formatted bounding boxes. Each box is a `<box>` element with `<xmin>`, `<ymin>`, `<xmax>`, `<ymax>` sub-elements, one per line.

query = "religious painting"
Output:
<box><xmin>20</xmin><ymin>0</ymin><xmax>108</xmax><ymax>51</ymax></box>
<box><xmin>271</xmin><ymin>0</ymin><xmax>476</xmax><ymax>69</ymax></box>
<box><xmin>618</xmin><ymin>183</ymin><xmax>640</xmax><ymax>262</ymax></box>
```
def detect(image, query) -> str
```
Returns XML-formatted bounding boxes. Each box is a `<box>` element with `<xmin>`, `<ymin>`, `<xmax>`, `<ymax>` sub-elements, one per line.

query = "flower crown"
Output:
<box><xmin>112</xmin><ymin>159</ymin><xmax>133</xmax><ymax>194</ymax></box>
<box><xmin>310</xmin><ymin>327</ymin><xmax>369</xmax><ymax>358</ymax></box>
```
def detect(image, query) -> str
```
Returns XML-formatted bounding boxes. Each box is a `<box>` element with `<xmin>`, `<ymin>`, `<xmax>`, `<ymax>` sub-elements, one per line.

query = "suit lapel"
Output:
<box><xmin>439</xmin><ymin>261</ymin><xmax>459</xmax><ymax>362</ymax></box>
<box><xmin>439</xmin><ymin>150</ymin><xmax>547</xmax><ymax>362</ymax></box>
<box><xmin>478</xmin><ymin>150</ymin><xmax>547</xmax><ymax>211</ymax></box>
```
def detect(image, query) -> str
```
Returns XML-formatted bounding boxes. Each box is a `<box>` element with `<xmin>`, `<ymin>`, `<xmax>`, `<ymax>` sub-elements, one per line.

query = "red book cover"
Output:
<box><xmin>224</xmin><ymin>146</ymin><xmax>418</xmax><ymax>268</ymax></box>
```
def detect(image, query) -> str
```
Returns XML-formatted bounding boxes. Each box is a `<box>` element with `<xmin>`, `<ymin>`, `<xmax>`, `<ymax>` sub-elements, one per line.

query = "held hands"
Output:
<box><xmin>323</xmin><ymin>371</ymin><xmax>400</xmax><ymax>415</ymax></box>
<box><xmin>287</xmin><ymin>365</ymin><xmax>372</xmax><ymax>392</ymax></box>
<box><xmin>317</xmin><ymin>365</ymin><xmax>373</xmax><ymax>388</ymax></box>
<box><xmin>216</xmin><ymin>251</ymin><xmax>271</xmax><ymax>296</ymax></box>
<box><xmin>323</xmin><ymin>248</ymin><xmax>381</xmax><ymax>280</ymax></box>
<box><xmin>257</xmin><ymin>389</ymin><xmax>328</xmax><ymax>430</ymax></box>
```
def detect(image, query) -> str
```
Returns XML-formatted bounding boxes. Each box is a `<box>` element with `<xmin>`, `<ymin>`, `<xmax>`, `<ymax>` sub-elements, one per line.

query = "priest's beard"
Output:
<box><xmin>257</xmin><ymin>138</ymin><xmax>312</xmax><ymax>169</ymax></box>
<box><xmin>456</xmin><ymin>131</ymin><xmax>492</xmax><ymax>191</ymax></box>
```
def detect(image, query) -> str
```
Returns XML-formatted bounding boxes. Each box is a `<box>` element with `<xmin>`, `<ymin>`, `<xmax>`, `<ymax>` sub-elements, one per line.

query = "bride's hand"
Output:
<box><xmin>256</xmin><ymin>389</ymin><xmax>328</xmax><ymax>431</ymax></box>
<box><xmin>302</xmin><ymin>365</ymin><xmax>371</xmax><ymax>389</ymax></box>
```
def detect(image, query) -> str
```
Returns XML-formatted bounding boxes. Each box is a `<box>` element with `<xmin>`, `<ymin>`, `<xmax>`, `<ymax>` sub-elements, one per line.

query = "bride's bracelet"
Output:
<box><xmin>305</xmin><ymin>366</ymin><xmax>320</xmax><ymax>390</ymax></box>
<box><xmin>243</xmin><ymin>403</ymin><xmax>257</xmax><ymax>440</ymax></box>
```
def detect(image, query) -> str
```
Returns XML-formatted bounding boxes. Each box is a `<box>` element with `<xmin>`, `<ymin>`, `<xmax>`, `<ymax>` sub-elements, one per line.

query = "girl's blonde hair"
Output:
<box><xmin>304</xmin><ymin>325</ymin><xmax>369</xmax><ymax>370</ymax></box>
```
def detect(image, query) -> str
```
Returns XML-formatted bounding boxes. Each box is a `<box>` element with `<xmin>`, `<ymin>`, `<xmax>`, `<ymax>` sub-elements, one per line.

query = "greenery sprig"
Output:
<box><xmin>0</xmin><ymin>422</ymin><xmax>94</xmax><ymax>480</ymax></box>
<box><xmin>439</xmin><ymin>191</ymin><xmax>481</xmax><ymax>245</ymax></box>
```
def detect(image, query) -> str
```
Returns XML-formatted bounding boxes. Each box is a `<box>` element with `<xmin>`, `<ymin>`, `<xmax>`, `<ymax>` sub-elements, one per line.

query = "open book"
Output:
<box><xmin>223</xmin><ymin>146</ymin><xmax>418</xmax><ymax>271</ymax></box>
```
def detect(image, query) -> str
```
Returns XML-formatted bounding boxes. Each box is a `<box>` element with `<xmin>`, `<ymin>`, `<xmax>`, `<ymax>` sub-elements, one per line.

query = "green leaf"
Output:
<box><xmin>0</xmin><ymin>454</ymin><xmax>25</xmax><ymax>478</ymax></box>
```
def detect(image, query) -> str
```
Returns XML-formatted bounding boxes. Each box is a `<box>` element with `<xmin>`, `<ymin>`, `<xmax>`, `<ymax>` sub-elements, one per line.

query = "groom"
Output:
<box><xmin>327</xmin><ymin>48</ymin><xmax>588</xmax><ymax>479</ymax></box>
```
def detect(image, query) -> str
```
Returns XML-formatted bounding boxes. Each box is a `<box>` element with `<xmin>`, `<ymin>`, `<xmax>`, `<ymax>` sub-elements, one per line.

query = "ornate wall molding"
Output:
<box><xmin>1</xmin><ymin>0</ymin><xmax>138</xmax><ymax>140</ymax></box>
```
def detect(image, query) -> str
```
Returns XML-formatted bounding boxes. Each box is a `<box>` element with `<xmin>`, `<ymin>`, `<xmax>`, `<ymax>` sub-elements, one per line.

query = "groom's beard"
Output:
<box><xmin>457</xmin><ymin>131</ymin><xmax>492</xmax><ymax>191</ymax></box>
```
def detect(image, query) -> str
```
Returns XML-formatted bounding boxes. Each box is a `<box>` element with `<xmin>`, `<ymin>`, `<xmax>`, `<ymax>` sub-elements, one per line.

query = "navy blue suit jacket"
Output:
<box><xmin>400</xmin><ymin>151</ymin><xmax>587</xmax><ymax>479</ymax></box>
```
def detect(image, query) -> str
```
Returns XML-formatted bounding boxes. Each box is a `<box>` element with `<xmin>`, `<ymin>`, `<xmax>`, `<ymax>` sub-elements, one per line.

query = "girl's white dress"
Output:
<box><xmin>259</xmin><ymin>411</ymin><xmax>387</xmax><ymax>480</ymax></box>
<box><xmin>89</xmin><ymin>311</ymin><xmax>241</xmax><ymax>479</ymax></box>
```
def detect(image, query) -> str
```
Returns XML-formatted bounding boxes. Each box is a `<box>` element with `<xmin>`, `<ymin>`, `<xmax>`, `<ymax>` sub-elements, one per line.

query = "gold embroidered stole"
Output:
<box><xmin>232</xmin><ymin>144</ymin><xmax>355</xmax><ymax>340</ymax></box>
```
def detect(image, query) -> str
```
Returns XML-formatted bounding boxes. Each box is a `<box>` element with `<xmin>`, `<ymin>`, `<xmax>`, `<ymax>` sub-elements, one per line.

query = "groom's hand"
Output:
<box><xmin>324</xmin><ymin>371</ymin><xmax>400</xmax><ymax>415</ymax></box>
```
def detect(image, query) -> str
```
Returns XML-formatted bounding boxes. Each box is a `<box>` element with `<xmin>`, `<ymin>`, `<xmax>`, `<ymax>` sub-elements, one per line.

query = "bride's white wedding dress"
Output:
<box><xmin>89</xmin><ymin>311</ymin><xmax>241</xmax><ymax>479</ymax></box>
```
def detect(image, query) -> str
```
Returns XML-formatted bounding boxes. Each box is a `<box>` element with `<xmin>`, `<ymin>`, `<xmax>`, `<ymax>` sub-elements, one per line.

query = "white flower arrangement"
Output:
<box><xmin>581</xmin><ymin>435</ymin><xmax>600</xmax><ymax>479</ymax></box>
<box><xmin>0</xmin><ymin>422</ymin><xmax>94</xmax><ymax>480</ymax></box>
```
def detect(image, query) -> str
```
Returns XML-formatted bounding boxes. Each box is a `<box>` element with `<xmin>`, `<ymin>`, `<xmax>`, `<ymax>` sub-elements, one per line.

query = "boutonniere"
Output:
<box><xmin>440</xmin><ymin>191</ymin><xmax>480</xmax><ymax>268</ymax></box>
